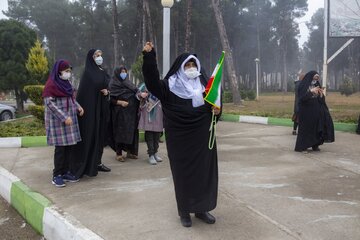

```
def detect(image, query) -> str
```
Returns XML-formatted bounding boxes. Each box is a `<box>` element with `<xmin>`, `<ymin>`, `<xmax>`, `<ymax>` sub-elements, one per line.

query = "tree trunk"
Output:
<box><xmin>184</xmin><ymin>0</ymin><xmax>192</xmax><ymax>52</ymax></box>
<box><xmin>282</xmin><ymin>48</ymin><xmax>288</xmax><ymax>92</ymax></box>
<box><xmin>112</xmin><ymin>0</ymin><xmax>120</xmax><ymax>67</ymax></box>
<box><xmin>14</xmin><ymin>87</ymin><xmax>24</xmax><ymax>113</ymax></box>
<box><xmin>211</xmin><ymin>0</ymin><xmax>241</xmax><ymax>104</ymax></box>
<box><xmin>144</xmin><ymin>0</ymin><xmax>157</xmax><ymax>51</ymax></box>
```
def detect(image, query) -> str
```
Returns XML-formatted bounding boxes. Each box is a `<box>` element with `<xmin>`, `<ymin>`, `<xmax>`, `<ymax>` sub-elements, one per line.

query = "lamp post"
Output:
<box><xmin>161</xmin><ymin>0</ymin><xmax>174</xmax><ymax>78</ymax></box>
<box><xmin>254</xmin><ymin>58</ymin><xmax>260</xmax><ymax>100</ymax></box>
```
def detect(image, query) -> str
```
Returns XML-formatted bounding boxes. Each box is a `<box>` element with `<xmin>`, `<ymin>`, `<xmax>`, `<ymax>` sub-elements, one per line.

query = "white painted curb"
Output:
<box><xmin>0</xmin><ymin>166</ymin><xmax>20</xmax><ymax>202</ymax></box>
<box><xmin>43</xmin><ymin>206</ymin><xmax>103</xmax><ymax>240</ymax></box>
<box><xmin>0</xmin><ymin>137</ymin><xmax>21</xmax><ymax>148</ymax></box>
<box><xmin>0</xmin><ymin>166</ymin><xmax>103</xmax><ymax>240</ymax></box>
<box><xmin>239</xmin><ymin>115</ymin><xmax>269</xmax><ymax>125</ymax></box>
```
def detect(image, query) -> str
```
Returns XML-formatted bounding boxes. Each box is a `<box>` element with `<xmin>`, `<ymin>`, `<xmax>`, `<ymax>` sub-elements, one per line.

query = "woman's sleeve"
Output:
<box><xmin>44</xmin><ymin>97</ymin><xmax>68</xmax><ymax>122</ymax></box>
<box><xmin>142</xmin><ymin>49</ymin><xmax>166</xmax><ymax>101</ymax></box>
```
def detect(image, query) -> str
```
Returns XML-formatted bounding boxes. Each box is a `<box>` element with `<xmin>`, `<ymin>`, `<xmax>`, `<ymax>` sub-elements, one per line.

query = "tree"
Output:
<box><xmin>0</xmin><ymin>19</ymin><xmax>37</xmax><ymax>112</ymax></box>
<box><xmin>26</xmin><ymin>39</ymin><xmax>49</xmax><ymax>84</ymax></box>
<box><xmin>184</xmin><ymin>0</ymin><xmax>192</xmax><ymax>52</ymax></box>
<box><xmin>112</xmin><ymin>0</ymin><xmax>120</xmax><ymax>68</ymax></box>
<box><xmin>211</xmin><ymin>0</ymin><xmax>241</xmax><ymax>104</ymax></box>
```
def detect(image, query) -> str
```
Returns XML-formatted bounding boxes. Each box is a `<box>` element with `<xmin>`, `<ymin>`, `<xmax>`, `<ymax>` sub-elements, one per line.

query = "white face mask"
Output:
<box><xmin>59</xmin><ymin>71</ymin><xmax>71</xmax><ymax>80</ymax></box>
<box><xmin>94</xmin><ymin>56</ymin><xmax>103</xmax><ymax>65</ymax></box>
<box><xmin>184</xmin><ymin>67</ymin><xmax>200</xmax><ymax>79</ymax></box>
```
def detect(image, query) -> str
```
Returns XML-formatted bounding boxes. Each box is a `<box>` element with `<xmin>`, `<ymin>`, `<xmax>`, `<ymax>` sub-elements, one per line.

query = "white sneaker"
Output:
<box><xmin>154</xmin><ymin>153</ymin><xmax>163</xmax><ymax>162</ymax></box>
<box><xmin>148</xmin><ymin>155</ymin><xmax>157</xmax><ymax>165</ymax></box>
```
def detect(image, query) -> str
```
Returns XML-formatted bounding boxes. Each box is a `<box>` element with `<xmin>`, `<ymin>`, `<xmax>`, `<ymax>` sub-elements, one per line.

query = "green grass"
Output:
<box><xmin>223</xmin><ymin>92</ymin><xmax>360</xmax><ymax>123</ymax></box>
<box><xmin>0</xmin><ymin>92</ymin><xmax>359</xmax><ymax>137</ymax></box>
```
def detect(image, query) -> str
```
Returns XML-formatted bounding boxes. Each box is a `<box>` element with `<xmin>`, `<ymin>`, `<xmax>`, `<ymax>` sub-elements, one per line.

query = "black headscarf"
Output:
<box><xmin>109</xmin><ymin>66</ymin><xmax>138</xmax><ymax>99</ymax></box>
<box><xmin>164</xmin><ymin>53</ymin><xmax>208</xmax><ymax>86</ymax></box>
<box><xmin>298</xmin><ymin>70</ymin><xmax>320</xmax><ymax>100</ymax></box>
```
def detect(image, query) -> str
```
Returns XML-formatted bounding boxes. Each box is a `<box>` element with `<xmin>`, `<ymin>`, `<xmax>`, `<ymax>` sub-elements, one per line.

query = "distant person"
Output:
<box><xmin>42</xmin><ymin>60</ymin><xmax>84</xmax><ymax>187</ymax></box>
<box><xmin>292</xmin><ymin>72</ymin><xmax>305</xmax><ymax>135</ymax></box>
<box><xmin>108</xmin><ymin>66</ymin><xmax>147</xmax><ymax>162</ymax></box>
<box><xmin>356</xmin><ymin>114</ymin><xmax>360</xmax><ymax>135</ymax></box>
<box><xmin>295</xmin><ymin>71</ymin><xmax>335</xmax><ymax>152</ymax></box>
<box><xmin>69</xmin><ymin>49</ymin><xmax>111</xmax><ymax>178</ymax></box>
<box><xmin>138</xmin><ymin>83</ymin><xmax>164</xmax><ymax>165</ymax></box>
<box><xmin>142</xmin><ymin>42</ymin><xmax>221</xmax><ymax>228</ymax></box>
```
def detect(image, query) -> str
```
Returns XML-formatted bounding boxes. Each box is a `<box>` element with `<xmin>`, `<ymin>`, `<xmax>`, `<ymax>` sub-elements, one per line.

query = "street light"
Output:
<box><xmin>254</xmin><ymin>58</ymin><xmax>260</xmax><ymax>100</ymax></box>
<box><xmin>161</xmin><ymin>0</ymin><xmax>174</xmax><ymax>78</ymax></box>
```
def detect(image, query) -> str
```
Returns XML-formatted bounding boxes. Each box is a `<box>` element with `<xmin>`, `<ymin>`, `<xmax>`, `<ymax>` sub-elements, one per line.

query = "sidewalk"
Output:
<box><xmin>1</xmin><ymin>121</ymin><xmax>360</xmax><ymax>239</ymax></box>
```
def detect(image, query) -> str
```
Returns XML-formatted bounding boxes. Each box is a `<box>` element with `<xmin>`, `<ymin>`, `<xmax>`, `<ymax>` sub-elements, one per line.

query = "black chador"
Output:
<box><xmin>142</xmin><ymin>49</ymin><xmax>219</xmax><ymax>221</ymax></box>
<box><xmin>69</xmin><ymin>49</ymin><xmax>110</xmax><ymax>178</ymax></box>
<box><xmin>295</xmin><ymin>71</ymin><xmax>335</xmax><ymax>152</ymax></box>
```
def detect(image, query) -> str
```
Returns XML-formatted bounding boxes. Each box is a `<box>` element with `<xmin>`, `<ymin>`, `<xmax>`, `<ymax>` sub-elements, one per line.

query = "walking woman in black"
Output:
<box><xmin>142</xmin><ymin>42</ymin><xmax>221</xmax><ymax>228</ymax></box>
<box><xmin>70</xmin><ymin>49</ymin><xmax>111</xmax><ymax>178</ymax></box>
<box><xmin>295</xmin><ymin>71</ymin><xmax>335</xmax><ymax>152</ymax></box>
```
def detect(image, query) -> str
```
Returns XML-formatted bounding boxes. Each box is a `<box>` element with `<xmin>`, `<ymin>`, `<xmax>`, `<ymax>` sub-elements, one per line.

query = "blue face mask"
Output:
<box><xmin>120</xmin><ymin>73</ymin><xmax>127</xmax><ymax>80</ymax></box>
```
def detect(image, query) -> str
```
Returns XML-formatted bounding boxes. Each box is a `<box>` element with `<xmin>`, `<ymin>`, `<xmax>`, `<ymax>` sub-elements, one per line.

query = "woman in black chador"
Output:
<box><xmin>142</xmin><ymin>42</ymin><xmax>221</xmax><ymax>228</ymax></box>
<box><xmin>70</xmin><ymin>49</ymin><xmax>111</xmax><ymax>178</ymax></box>
<box><xmin>108</xmin><ymin>66</ymin><xmax>147</xmax><ymax>161</ymax></box>
<box><xmin>295</xmin><ymin>71</ymin><xmax>334</xmax><ymax>152</ymax></box>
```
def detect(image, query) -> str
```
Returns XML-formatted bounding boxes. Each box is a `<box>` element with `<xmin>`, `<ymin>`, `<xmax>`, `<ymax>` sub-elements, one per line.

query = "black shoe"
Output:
<box><xmin>292</xmin><ymin>130</ymin><xmax>297</xmax><ymax>135</ymax></box>
<box><xmin>312</xmin><ymin>146</ymin><xmax>320</xmax><ymax>151</ymax></box>
<box><xmin>98</xmin><ymin>164</ymin><xmax>111</xmax><ymax>172</ymax></box>
<box><xmin>195</xmin><ymin>212</ymin><xmax>216</xmax><ymax>224</ymax></box>
<box><xmin>180</xmin><ymin>214</ymin><xmax>192</xmax><ymax>227</ymax></box>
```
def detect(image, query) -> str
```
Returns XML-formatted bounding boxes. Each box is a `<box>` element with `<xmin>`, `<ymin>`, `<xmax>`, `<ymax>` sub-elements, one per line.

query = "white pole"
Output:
<box><xmin>255</xmin><ymin>58</ymin><xmax>259</xmax><ymax>100</ymax></box>
<box><xmin>323</xmin><ymin>0</ymin><xmax>328</xmax><ymax>95</ymax></box>
<box><xmin>163</xmin><ymin>7</ymin><xmax>171</xmax><ymax>78</ymax></box>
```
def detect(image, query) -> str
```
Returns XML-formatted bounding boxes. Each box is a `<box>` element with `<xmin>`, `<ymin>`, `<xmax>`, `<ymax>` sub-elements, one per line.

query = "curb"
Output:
<box><xmin>1</xmin><ymin>115</ymin><xmax>357</xmax><ymax>148</ymax></box>
<box><xmin>0</xmin><ymin>166</ymin><xmax>103</xmax><ymax>240</ymax></box>
<box><xmin>0</xmin><ymin>132</ymin><xmax>154</xmax><ymax>148</ymax></box>
<box><xmin>220</xmin><ymin>114</ymin><xmax>357</xmax><ymax>133</ymax></box>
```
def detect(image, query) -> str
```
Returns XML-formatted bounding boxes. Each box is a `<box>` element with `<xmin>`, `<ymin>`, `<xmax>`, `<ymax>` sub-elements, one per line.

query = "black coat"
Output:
<box><xmin>70</xmin><ymin>49</ymin><xmax>110</xmax><ymax>178</ymax></box>
<box><xmin>142</xmin><ymin>49</ymin><xmax>219</xmax><ymax>214</ymax></box>
<box><xmin>295</xmin><ymin>71</ymin><xmax>335</xmax><ymax>151</ymax></box>
<box><xmin>108</xmin><ymin>67</ymin><xmax>140</xmax><ymax>154</ymax></box>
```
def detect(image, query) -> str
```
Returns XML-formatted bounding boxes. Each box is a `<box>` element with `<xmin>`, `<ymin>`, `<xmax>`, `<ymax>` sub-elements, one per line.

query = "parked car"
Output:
<box><xmin>0</xmin><ymin>103</ymin><xmax>16</xmax><ymax>121</ymax></box>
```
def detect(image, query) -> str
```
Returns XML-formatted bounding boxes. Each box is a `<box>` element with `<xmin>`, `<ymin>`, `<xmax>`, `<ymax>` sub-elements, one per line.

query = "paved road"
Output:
<box><xmin>1</xmin><ymin>121</ymin><xmax>360</xmax><ymax>239</ymax></box>
<box><xmin>0</xmin><ymin>196</ymin><xmax>43</xmax><ymax>240</ymax></box>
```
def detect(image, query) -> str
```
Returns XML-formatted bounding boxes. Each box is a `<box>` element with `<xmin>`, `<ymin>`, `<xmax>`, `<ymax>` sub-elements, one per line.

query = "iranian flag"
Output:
<box><xmin>204</xmin><ymin>51</ymin><xmax>225</xmax><ymax>109</ymax></box>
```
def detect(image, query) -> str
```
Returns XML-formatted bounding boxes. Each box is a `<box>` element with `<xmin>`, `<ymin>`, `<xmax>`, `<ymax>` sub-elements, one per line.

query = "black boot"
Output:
<box><xmin>195</xmin><ymin>212</ymin><xmax>216</xmax><ymax>224</ymax></box>
<box><xmin>179</xmin><ymin>213</ymin><xmax>192</xmax><ymax>227</ymax></box>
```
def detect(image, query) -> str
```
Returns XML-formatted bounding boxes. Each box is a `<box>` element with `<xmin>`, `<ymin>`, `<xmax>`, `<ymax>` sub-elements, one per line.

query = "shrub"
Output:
<box><xmin>223</xmin><ymin>91</ymin><xmax>233</xmax><ymax>103</ymax></box>
<box><xmin>246</xmin><ymin>90</ymin><xmax>256</xmax><ymax>100</ymax></box>
<box><xmin>28</xmin><ymin>105</ymin><xmax>45</xmax><ymax>122</ymax></box>
<box><xmin>24</xmin><ymin>85</ymin><xmax>45</xmax><ymax>122</ymax></box>
<box><xmin>24</xmin><ymin>85</ymin><xmax>44</xmax><ymax>105</ymax></box>
<box><xmin>339</xmin><ymin>76</ymin><xmax>355</xmax><ymax>97</ymax></box>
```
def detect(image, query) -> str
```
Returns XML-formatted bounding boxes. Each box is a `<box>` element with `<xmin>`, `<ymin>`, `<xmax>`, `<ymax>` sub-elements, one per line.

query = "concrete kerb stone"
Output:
<box><xmin>0</xmin><ymin>115</ymin><xmax>357</xmax><ymax>148</ymax></box>
<box><xmin>0</xmin><ymin>166</ymin><xmax>103</xmax><ymax>240</ymax></box>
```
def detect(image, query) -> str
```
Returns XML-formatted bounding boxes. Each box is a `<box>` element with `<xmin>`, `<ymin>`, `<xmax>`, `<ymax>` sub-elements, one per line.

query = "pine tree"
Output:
<box><xmin>26</xmin><ymin>39</ymin><xmax>49</xmax><ymax>84</ymax></box>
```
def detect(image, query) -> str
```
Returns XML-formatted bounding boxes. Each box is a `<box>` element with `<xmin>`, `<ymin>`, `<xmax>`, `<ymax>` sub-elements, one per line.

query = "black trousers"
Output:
<box><xmin>357</xmin><ymin>114</ymin><xmax>360</xmax><ymax>134</ymax></box>
<box><xmin>53</xmin><ymin>146</ymin><xmax>71</xmax><ymax>177</ymax></box>
<box><xmin>145</xmin><ymin>131</ymin><xmax>161</xmax><ymax>156</ymax></box>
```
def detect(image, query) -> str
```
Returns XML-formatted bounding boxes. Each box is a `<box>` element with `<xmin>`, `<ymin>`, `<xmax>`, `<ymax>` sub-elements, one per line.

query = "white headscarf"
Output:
<box><xmin>168</xmin><ymin>55</ymin><xmax>205</xmax><ymax>107</ymax></box>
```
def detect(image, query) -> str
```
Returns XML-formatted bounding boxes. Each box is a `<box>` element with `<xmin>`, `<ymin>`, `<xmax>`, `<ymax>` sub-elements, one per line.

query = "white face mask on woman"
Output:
<box><xmin>184</xmin><ymin>67</ymin><xmax>200</xmax><ymax>79</ymax></box>
<box><xmin>94</xmin><ymin>56</ymin><xmax>103</xmax><ymax>66</ymax></box>
<box><xmin>59</xmin><ymin>71</ymin><xmax>71</xmax><ymax>80</ymax></box>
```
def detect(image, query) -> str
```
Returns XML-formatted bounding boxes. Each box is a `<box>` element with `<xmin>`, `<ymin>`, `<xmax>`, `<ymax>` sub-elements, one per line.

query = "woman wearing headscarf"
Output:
<box><xmin>43</xmin><ymin>60</ymin><xmax>84</xmax><ymax>187</ymax></box>
<box><xmin>292</xmin><ymin>72</ymin><xmax>305</xmax><ymax>135</ymax></box>
<box><xmin>142</xmin><ymin>42</ymin><xmax>221</xmax><ymax>228</ymax></box>
<box><xmin>108</xmin><ymin>66</ymin><xmax>147</xmax><ymax>161</ymax></box>
<box><xmin>70</xmin><ymin>49</ymin><xmax>111</xmax><ymax>178</ymax></box>
<box><xmin>295</xmin><ymin>70</ymin><xmax>335</xmax><ymax>152</ymax></box>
